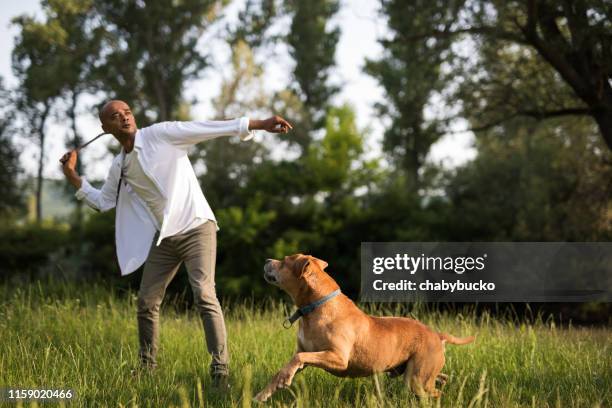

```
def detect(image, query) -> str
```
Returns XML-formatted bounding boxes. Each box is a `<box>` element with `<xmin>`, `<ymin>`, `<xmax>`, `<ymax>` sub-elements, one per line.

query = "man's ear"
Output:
<box><xmin>309</xmin><ymin>256</ymin><xmax>328</xmax><ymax>271</ymax></box>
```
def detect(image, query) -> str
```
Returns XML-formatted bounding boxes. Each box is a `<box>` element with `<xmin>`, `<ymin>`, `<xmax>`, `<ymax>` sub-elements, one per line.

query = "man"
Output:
<box><xmin>59</xmin><ymin>100</ymin><xmax>292</xmax><ymax>388</ymax></box>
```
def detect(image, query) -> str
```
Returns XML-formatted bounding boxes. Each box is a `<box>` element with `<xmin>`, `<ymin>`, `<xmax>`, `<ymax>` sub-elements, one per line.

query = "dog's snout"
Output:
<box><xmin>263</xmin><ymin>259</ymin><xmax>280</xmax><ymax>285</ymax></box>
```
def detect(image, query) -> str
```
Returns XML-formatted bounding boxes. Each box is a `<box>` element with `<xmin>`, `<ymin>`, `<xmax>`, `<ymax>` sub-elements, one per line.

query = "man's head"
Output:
<box><xmin>99</xmin><ymin>100</ymin><xmax>138</xmax><ymax>137</ymax></box>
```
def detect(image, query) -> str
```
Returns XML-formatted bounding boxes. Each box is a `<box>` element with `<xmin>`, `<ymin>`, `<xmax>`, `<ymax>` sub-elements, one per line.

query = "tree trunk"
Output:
<box><xmin>153</xmin><ymin>77</ymin><xmax>168</xmax><ymax>121</ymax></box>
<box><xmin>144</xmin><ymin>24</ymin><xmax>169</xmax><ymax>122</ymax></box>
<box><xmin>592</xmin><ymin>109</ymin><xmax>612</xmax><ymax>151</ymax></box>
<box><xmin>35</xmin><ymin>102</ymin><xmax>51</xmax><ymax>224</ymax></box>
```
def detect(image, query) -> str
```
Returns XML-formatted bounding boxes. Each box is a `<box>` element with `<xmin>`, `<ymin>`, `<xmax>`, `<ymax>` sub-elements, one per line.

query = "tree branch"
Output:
<box><xmin>518</xmin><ymin>0</ymin><xmax>589</xmax><ymax>100</ymax></box>
<box><xmin>398</xmin><ymin>26</ymin><xmax>529</xmax><ymax>45</ymax></box>
<box><xmin>446</xmin><ymin>107</ymin><xmax>592</xmax><ymax>134</ymax></box>
<box><xmin>517</xmin><ymin>107</ymin><xmax>592</xmax><ymax>118</ymax></box>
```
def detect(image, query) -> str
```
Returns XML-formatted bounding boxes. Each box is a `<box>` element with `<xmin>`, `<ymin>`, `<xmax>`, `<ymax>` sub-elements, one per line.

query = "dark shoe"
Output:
<box><xmin>211</xmin><ymin>373</ymin><xmax>231</xmax><ymax>393</ymax></box>
<box><xmin>130</xmin><ymin>364</ymin><xmax>157</xmax><ymax>377</ymax></box>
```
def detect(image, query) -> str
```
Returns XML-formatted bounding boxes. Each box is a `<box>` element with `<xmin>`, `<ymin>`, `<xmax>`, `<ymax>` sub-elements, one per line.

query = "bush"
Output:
<box><xmin>0</xmin><ymin>222</ymin><xmax>70</xmax><ymax>279</ymax></box>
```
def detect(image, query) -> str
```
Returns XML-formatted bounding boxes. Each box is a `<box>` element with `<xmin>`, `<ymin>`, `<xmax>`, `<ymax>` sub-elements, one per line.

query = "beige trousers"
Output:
<box><xmin>137</xmin><ymin>221</ymin><xmax>228</xmax><ymax>374</ymax></box>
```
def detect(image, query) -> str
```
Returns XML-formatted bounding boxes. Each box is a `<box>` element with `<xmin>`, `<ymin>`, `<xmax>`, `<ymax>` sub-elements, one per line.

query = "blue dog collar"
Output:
<box><xmin>283</xmin><ymin>289</ymin><xmax>341</xmax><ymax>329</ymax></box>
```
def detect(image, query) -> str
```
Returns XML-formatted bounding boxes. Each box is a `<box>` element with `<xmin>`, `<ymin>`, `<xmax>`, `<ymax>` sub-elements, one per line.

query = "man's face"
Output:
<box><xmin>100</xmin><ymin>101</ymin><xmax>137</xmax><ymax>136</ymax></box>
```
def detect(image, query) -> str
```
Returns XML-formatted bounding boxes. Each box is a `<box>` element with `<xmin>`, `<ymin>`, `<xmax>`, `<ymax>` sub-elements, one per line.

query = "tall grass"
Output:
<box><xmin>0</xmin><ymin>283</ymin><xmax>609</xmax><ymax>407</ymax></box>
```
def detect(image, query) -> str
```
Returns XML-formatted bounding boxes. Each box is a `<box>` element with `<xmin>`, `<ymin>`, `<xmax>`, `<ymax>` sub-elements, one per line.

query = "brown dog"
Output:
<box><xmin>254</xmin><ymin>254</ymin><xmax>474</xmax><ymax>402</ymax></box>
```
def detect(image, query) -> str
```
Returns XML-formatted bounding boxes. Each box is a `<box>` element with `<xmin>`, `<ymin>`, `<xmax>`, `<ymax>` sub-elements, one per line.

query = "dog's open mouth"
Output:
<box><xmin>263</xmin><ymin>270</ymin><xmax>278</xmax><ymax>284</ymax></box>
<box><xmin>263</xmin><ymin>262</ymin><xmax>279</xmax><ymax>284</ymax></box>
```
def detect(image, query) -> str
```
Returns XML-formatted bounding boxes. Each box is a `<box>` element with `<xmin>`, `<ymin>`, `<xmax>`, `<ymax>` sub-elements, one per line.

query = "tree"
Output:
<box><xmin>232</xmin><ymin>0</ymin><xmax>278</xmax><ymax>49</ymax></box>
<box><xmin>40</xmin><ymin>0</ymin><xmax>103</xmax><ymax>230</ymax></box>
<box><xmin>434</xmin><ymin>1</ymin><xmax>612</xmax><ymax>239</ymax></box>
<box><xmin>365</xmin><ymin>0</ymin><xmax>462</xmax><ymax>188</ymax></box>
<box><xmin>0</xmin><ymin>79</ymin><xmax>24</xmax><ymax>218</ymax></box>
<box><xmin>284</xmin><ymin>0</ymin><xmax>341</xmax><ymax>150</ymax></box>
<box><xmin>193</xmin><ymin>40</ymin><xmax>269</xmax><ymax>208</ymax></box>
<box><xmin>209</xmin><ymin>105</ymin><xmax>379</xmax><ymax>295</ymax></box>
<box><xmin>403</xmin><ymin>0</ymin><xmax>612</xmax><ymax>150</ymax></box>
<box><xmin>12</xmin><ymin>12</ymin><xmax>65</xmax><ymax>223</ymax></box>
<box><xmin>92</xmin><ymin>0</ymin><xmax>229</xmax><ymax>125</ymax></box>
<box><xmin>445</xmin><ymin>118</ymin><xmax>612</xmax><ymax>241</ymax></box>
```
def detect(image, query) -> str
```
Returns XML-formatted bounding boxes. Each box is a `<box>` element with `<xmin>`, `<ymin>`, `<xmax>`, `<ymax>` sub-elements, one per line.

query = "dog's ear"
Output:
<box><xmin>309</xmin><ymin>256</ymin><xmax>328</xmax><ymax>271</ymax></box>
<box><xmin>293</xmin><ymin>255</ymin><xmax>311</xmax><ymax>278</ymax></box>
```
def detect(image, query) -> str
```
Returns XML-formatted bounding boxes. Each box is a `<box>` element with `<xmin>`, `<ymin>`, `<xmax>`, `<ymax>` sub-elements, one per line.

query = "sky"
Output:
<box><xmin>0</xmin><ymin>0</ymin><xmax>475</xmax><ymax>181</ymax></box>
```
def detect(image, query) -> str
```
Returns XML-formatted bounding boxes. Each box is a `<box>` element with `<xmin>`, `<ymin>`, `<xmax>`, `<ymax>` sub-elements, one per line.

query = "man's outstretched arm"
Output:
<box><xmin>159</xmin><ymin>115</ymin><xmax>293</xmax><ymax>150</ymax></box>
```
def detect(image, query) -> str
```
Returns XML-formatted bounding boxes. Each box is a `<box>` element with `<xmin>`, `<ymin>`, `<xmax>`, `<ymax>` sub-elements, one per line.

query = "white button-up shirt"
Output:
<box><xmin>75</xmin><ymin>117</ymin><xmax>253</xmax><ymax>276</ymax></box>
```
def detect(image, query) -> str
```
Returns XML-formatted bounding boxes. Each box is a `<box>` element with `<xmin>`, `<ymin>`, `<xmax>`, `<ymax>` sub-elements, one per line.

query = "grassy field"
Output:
<box><xmin>0</xmin><ymin>283</ymin><xmax>609</xmax><ymax>407</ymax></box>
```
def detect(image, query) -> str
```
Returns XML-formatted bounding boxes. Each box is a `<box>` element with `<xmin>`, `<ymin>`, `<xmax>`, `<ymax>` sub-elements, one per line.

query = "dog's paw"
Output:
<box><xmin>254</xmin><ymin>368</ymin><xmax>297</xmax><ymax>403</ymax></box>
<box><xmin>436</xmin><ymin>373</ymin><xmax>449</xmax><ymax>385</ymax></box>
<box><xmin>272</xmin><ymin>369</ymin><xmax>294</xmax><ymax>389</ymax></box>
<box><xmin>253</xmin><ymin>390</ymin><xmax>270</xmax><ymax>403</ymax></box>
<box><xmin>430</xmin><ymin>389</ymin><xmax>442</xmax><ymax>398</ymax></box>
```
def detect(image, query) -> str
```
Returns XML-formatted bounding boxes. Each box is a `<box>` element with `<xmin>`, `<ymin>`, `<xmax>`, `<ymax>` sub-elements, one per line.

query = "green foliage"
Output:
<box><xmin>304</xmin><ymin>105</ymin><xmax>364</xmax><ymax>191</ymax></box>
<box><xmin>412</xmin><ymin>0</ymin><xmax>612</xmax><ymax>149</ymax></box>
<box><xmin>0</xmin><ymin>223</ymin><xmax>70</xmax><ymax>278</ymax></box>
<box><xmin>365</xmin><ymin>0</ymin><xmax>463</xmax><ymax>187</ymax></box>
<box><xmin>12</xmin><ymin>8</ymin><xmax>65</xmax><ymax>224</ymax></box>
<box><xmin>4</xmin><ymin>0</ymin><xmax>611</xmax><ymax>306</ymax></box>
<box><xmin>215</xmin><ymin>196</ymin><xmax>277</xmax><ymax>297</ymax></box>
<box><xmin>193</xmin><ymin>40</ymin><xmax>269</xmax><ymax>209</ymax></box>
<box><xmin>0</xmin><ymin>79</ymin><xmax>24</xmax><ymax>218</ymax></box>
<box><xmin>196</xmin><ymin>105</ymin><xmax>381</xmax><ymax>296</ymax></box>
<box><xmin>232</xmin><ymin>0</ymin><xmax>278</xmax><ymax>48</ymax></box>
<box><xmin>445</xmin><ymin>118</ymin><xmax>612</xmax><ymax>241</ymax></box>
<box><xmin>11</xmin><ymin>14</ymin><xmax>65</xmax><ymax>103</ymax></box>
<box><xmin>92</xmin><ymin>0</ymin><xmax>229</xmax><ymax>124</ymax></box>
<box><xmin>284</xmin><ymin>0</ymin><xmax>340</xmax><ymax>149</ymax></box>
<box><xmin>79</xmin><ymin>210</ymin><xmax>119</xmax><ymax>279</ymax></box>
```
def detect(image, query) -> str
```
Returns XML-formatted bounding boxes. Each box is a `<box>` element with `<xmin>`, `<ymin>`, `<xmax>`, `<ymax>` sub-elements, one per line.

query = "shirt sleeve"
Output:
<box><xmin>74</xmin><ymin>158</ymin><xmax>121</xmax><ymax>212</ymax></box>
<box><xmin>157</xmin><ymin>117</ymin><xmax>255</xmax><ymax>150</ymax></box>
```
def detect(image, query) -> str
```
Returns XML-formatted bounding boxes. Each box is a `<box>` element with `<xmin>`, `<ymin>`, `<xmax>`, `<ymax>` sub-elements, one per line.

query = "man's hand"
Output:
<box><xmin>59</xmin><ymin>150</ymin><xmax>82</xmax><ymax>189</ymax></box>
<box><xmin>249</xmin><ymin>116</ymin><xmax>293</xmax><ymax>133</ymax></box>
<box><xmin>60</xmin><ymin>150</ymin><xmax>78</xmax><ymax>174</ymax></box>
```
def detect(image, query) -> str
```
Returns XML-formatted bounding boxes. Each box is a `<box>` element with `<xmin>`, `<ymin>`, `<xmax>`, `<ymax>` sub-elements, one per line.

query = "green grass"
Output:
<box><xmin>0</xmin><ymin>283</ymin><xmax>609</xmax><ymax>407</ymax></box>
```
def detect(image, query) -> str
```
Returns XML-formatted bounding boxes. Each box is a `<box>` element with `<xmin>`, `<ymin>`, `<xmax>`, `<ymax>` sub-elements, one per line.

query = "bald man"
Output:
<box><xmin>60</xmin><ymin>100</ymin><xmax>292</xmax><ymax>389</ymax></box>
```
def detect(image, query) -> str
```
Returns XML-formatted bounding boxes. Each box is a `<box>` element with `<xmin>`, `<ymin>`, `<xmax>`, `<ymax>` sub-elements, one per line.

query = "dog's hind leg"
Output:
<box><xmin>423</xmin><ymin>354</ymin><xmax>445</xmax><ymax>398</ymax></box>
<box><xmin>403</xmin><ymin>359</ymin><xmax>426</xmax><ymax>398</ymax></box>
<box><xmin>404</xmin><ymin>349</ymin><xmax>445</xmax><ymax>399</ymax></box>
<box><xmin>422</xmin><ymin>348</ymin><xmax>445</xmax><ymax>398</ymax></box>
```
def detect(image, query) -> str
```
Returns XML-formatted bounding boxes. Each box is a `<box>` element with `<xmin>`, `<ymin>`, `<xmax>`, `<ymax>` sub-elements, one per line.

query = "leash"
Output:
<box><xmin>283</xmin><ymin>289</ymin><xmax>341</xmax><ymax>329</ymax></box>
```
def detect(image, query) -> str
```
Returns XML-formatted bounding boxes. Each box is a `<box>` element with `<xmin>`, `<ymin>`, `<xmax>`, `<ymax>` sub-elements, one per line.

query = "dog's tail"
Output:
<box><xmin>439</xmin><ymin>333</ymin><xmax>475</xmax><ymax>345</ymax></box>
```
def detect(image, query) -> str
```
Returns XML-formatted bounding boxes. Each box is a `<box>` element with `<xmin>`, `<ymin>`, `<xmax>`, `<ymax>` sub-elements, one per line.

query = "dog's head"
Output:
<box><xmin>263</xmin><ymin>253</ymin><xmax>328</xmax><ymax>294</ymax></box>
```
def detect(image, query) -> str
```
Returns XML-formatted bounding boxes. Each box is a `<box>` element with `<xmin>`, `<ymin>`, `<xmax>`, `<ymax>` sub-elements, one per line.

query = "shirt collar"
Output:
<box><xmin>134</xmin><ymin>129</ymin><xmax>143</xmax><ymax>150</ymax></box>
<box><xmin>121</xmin><ymin>130</ymin><xmax>142</xmax><ymax>156</ymax></box>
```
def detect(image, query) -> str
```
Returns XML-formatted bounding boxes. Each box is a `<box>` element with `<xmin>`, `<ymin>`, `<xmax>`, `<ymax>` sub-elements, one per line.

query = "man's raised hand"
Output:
<box><xmin>59</xmin><ymin>150</ymin><xmax>83</xmax><ymax>189</ymax></box>
<box><xmin>249</xmin><ymin>116</ymin><xmax>293</xmax><ymax>133</ymax></box>
<box><xmin>60</xmin><ymin>150</ymin><xmax>78</xmax><ymax>176</ymax></box>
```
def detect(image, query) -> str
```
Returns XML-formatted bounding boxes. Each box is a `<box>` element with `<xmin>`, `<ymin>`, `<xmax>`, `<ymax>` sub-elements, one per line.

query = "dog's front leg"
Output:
<box><xmin>254</xmin><ymin>351</ymin><xmax>348</xmax><ymax>403</ymax></box>
<box><xmin>254</xmin><ymin>355</ymin><xmax>303</xmax><ymax>403</ymax></box>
